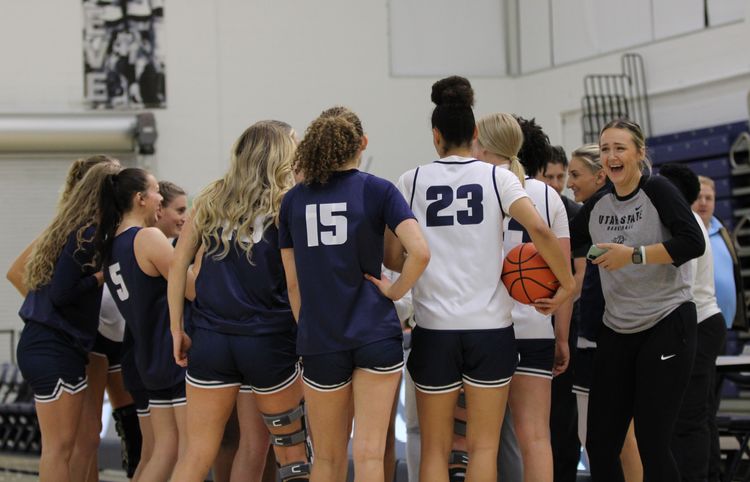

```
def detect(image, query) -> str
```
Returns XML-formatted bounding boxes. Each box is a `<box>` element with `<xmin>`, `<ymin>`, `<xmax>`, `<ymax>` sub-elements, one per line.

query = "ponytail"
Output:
<box><xmin>93</xmin><ymin>167</ymin><xmax>150</xmax><ymax>263</ymax></box>
<box><xmin>508</xmin><ymin>156</ymin><xmax>526</xmax><ymax>187</ymax></box>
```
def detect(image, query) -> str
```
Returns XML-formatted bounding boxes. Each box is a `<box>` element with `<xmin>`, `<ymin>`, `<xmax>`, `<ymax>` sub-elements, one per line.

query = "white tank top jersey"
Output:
<box><xmin>397</xmin><ymin>156</ymin><xmax>528</xmax><ymax>331</ymax></box>
<box><xmin>98</xmin><ymin>283</ymin><xmax>126</xmax><ymax>342</ymax></box>
<box><xmin>503</xmin><ymin>177</ymin><xmax>569</xmax><ymax>339</ymax></box>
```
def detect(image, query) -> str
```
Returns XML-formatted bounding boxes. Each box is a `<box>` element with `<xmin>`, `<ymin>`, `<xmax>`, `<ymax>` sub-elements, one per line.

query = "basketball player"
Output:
<box><xmin>397</xmin><ymin>76</ymin><xmax>574</xmax><ymax>482</ymax></box>
<box><xmin>279</xmin><ymin>109</ymin><xmax>430</xmax><ymax>482</ymax></box>
<box><xmin>14</xmin><ymin>162</ymin><xmax>119</xmax><ymax>482</ymax></box>
<box><xmin>474</xmin><ymin>113</ymin><xmax>572</xmax><ymax>482</ymax></box>
<box><xmin>169</xmin><ymin>121</ymin><xmax>309</xmax><ymax>482</ymax></box>
<box><xmin>95</xmin><ymin>167</ymin><xmax>190</xmax><ymax>482</ymax></box>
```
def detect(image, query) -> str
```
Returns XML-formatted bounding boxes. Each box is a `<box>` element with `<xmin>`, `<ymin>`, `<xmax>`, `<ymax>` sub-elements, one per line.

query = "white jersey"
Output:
<box><xmin>688</xmin><ymin>211</ymin><xmax>722</xmax><ymax>323</ymax></box>
<box><xmin>98</xmin><ymin>283</ymin><xmax>126</xmax><ymax>342</ymax></box>
<box><xmin>503</xmin><ymin>177</ymin><xmax>569</xmax><ymax>339</ymax></box>
<box><xmin>397</xmin><ymin>156</ymin><xmax>528</xmax><ymax>330</ymax></box>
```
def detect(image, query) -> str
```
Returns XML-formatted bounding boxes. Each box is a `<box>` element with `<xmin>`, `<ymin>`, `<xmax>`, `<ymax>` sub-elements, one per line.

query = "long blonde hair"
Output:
<box><xmin>193</xmin><ymin>120</ymin><xmax>296</xmax><ymax>260</ymax></box>
<box><xmin>476</xmin><ymin>113</ymin><xmax>526</xmax><ymax>185</ymax></box>
<box><xmin>25</xmin><ymin>161</ymin><xmax>122</xmax><ymax>290</ymax></box>
<box><xmin>58</xmin><ymin>155</ymin><xmax>117</xmax><ymax>207</ymax></box>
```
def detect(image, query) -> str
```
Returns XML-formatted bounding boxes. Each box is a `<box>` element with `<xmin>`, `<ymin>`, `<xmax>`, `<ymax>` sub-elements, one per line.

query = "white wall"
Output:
<box><xmin>0</xmin><ymin>1</ymin><xmax>749</xmax><ymax>342</ymax></box>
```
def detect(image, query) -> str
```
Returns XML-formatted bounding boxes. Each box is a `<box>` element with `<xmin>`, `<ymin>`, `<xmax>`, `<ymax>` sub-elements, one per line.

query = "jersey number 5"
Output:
<box><xmin>305</xmin><ymin>203</ymin><xmax>348</xmax><ymax>247</ymax></box>
<box><xmin>108</xmin><ymin>263</ymin><xmax>130</xmax><ymax>301</ymax></box>
<box><xmin>426</xmin><ymin>184</ymin><xmax>484</xmax><ymax>227</ymax></box>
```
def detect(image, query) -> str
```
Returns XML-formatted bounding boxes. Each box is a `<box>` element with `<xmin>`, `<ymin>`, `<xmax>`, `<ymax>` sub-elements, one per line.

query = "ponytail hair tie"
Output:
<box><xmin>510</xmin><ymin>155</ymin><xmax>520</xmax><ymax>163</ymax></box>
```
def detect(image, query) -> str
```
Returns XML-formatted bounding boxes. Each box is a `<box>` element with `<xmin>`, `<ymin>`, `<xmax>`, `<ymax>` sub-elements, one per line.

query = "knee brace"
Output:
<box><xmin>449</xmin><ymin>450</ymin><xmax>469</xmax><ymax>482</ymax></box>
<box><xmin>112</xmin><ymin>404</ymin><xmax>142</xmax><ymax>477</ymax></box>
<box><xmin>262</xmin><ymin>403</ymin><xmax>311</xmax><ymax>481</ymax></box>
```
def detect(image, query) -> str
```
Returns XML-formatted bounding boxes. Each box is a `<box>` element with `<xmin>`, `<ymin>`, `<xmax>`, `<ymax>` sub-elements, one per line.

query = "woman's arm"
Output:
<box><xmin>383</xmin><ymin>228</ymin><xmax>405</xmax><ymax>273</ymax></box>
<box><xmin>366</xmin><ymin>219</ymin><xmax>430</xmax><ymax>301</ymax></box>
<box><xmin>6</xmin><ymin>241</ymin><xmax>35</xmax><ymax>297</ymax></box>
<box><xmin>167</xmin><ymin>217</ymin><xmax>200</xmax><ymax>366</ymax></box>
<box><xmin>281</xmin><ymin>248</ymin><xmax>301</xmax><ymax>321</ymax></box>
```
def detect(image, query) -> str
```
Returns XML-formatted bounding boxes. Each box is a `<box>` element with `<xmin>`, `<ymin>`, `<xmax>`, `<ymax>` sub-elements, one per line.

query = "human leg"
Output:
<box><xmin>170</xmin><ymin>383</ymin><xmax>238</xmax><ymax>482</ymax></box>
<box><xmin>70</xmin><ymin>353</ymin><xmax>108</xmax><ymax>482</ymax></box>
<box><xmin>509</xmin><ymin>375</ymin><xmax>552</xmax><ymax>482</ymax></box>
<box><xmin>586</xmin><ymin>327</ymin><xmax>637</xmax><ymax>482</ymax></box>
<box><xmin>633</xmin><ymin>303</ymin><xmax>697</xmax><ymax>482</ymax></box>
<box><xmin>463</xmin><ymin>383</ymin><xmax>509</xmax><ymax>482</ymax></box>
<box><xmin>633</xmin><ymin>308</ymin><xmax>695</xmax><ymax>481</ymax></box>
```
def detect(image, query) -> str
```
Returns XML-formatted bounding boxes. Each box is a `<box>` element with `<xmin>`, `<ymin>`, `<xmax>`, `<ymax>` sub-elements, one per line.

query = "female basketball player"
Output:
<box><xmin>168</xmin><ymin>120</ymin><xmax>309</xmax><ymax>482</ymax></box>
<box><xmin>155</xmin><ymin>181</ymin><xmax>188</xmax><ymax>239</ymax></box>
<box><xmin>397</xmin><ymin>76</ymin><xmax>574</xmax><ymax>482</ymax></box>
<box><xmin>15</xmin><ymin>161</ymin><xmax>120</xmax><ymax>482</ymax></box>
<box><xmin>95</xmin><ymin>167</ymin><xmax>189</xmax><ymax>482</ymax></box>
<box><xmin>570</xmin><ymin>119</ymin><xmax>704</xmax><ymax>481</ymax></box>
<box><xmin>473</xmin><ymin>112</ymin><xmax>571</xmax><ymax>482</ymax></box>
<box><xmin>566</xmin><ymin>144</ymin><xmax>642</xmax><ymax>481</ymax></box>
<box><xmin>279</xmin><ymin>109</ymin><xmax>429</xmax><ymax>482</ymax></box>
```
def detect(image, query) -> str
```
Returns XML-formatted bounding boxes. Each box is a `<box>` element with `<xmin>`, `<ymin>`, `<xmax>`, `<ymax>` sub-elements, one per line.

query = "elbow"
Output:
<box><xmin>412</xmin><ymin>245</ymin><xmax>431</xmax><ymax>271</ymax></box>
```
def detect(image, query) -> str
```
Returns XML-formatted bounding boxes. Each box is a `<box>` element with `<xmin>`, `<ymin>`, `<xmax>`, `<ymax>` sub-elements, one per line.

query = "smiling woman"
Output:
<box><xmin>156</xmin><ymin>181</ymin><xmax>187</xmax><ymax>239</ymax></box>
<box><xmin>570</xmin><ymin>119</ymin><xmax>706</xmax><ymax>482</ymax></box>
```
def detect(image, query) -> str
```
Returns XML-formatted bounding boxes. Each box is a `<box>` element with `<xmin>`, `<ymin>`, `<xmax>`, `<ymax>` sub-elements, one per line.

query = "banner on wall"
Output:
<box><xmin>83</xmin><ymin>0</ymin><xmax>166</xmax><ymax>109</ymax></box>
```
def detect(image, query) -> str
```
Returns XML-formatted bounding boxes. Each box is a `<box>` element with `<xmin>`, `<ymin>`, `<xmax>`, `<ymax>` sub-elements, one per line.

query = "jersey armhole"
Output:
<box><xmin>544</xmin><ymin>184</ymin><xmax>551</xmax><ymax>227</ymax></box>
<box><xmin>408</xmin><ymin>167</ymin><xmax>420</xmax><ymax>209</ymax></box>
<box><xmin>492</xmin><ymin>165</ymin><xmax>505</xmax><ymax>214</ymax></box>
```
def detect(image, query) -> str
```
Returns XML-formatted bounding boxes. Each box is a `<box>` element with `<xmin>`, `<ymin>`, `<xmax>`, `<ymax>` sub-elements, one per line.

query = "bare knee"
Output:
<box><xmin>352</xmin><ymin>437</ymin><xmax>385</xmax><ymax>465</ymax></box>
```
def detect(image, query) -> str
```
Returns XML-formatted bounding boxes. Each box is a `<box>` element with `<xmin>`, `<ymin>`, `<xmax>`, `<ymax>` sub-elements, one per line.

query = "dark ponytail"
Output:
<box><xmin>94</xmin><ymin>167</ymin><xmax>150</xmax><ymax>263</ymax></box>
<box><xmin>431</xmin><ymin>76</ymin><xmax>475</xmax><ymax>150</ymax></box>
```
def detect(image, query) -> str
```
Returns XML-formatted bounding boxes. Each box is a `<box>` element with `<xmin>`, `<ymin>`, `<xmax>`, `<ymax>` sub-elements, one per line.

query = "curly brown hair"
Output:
<box><xmin>320</xmin><ymin>106</ymin><xmax>364</xmax><ymax>137</ymax></box>
<box><xmin>294</xmin><ymin>115</ymin><xmax>362</xmax><ymax>185</ymax></box>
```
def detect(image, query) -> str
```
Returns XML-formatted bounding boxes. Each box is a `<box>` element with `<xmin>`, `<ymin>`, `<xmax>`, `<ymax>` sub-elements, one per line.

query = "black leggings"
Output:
<box><xmin>586</xmin><ymin>302</ymin><xmax>697</xmax><ymax>482</ymax></box>
<box><xmin>672</xmin><ymin>313</ymin><xmax>726</xmax><ymax>482</ymax></box>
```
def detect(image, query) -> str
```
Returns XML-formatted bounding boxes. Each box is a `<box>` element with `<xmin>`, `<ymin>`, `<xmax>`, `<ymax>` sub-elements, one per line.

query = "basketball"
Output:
<box><xmin>501</xmin><ymin>243</ymin><xmax>560</xmax><ymax>304</ymax></box>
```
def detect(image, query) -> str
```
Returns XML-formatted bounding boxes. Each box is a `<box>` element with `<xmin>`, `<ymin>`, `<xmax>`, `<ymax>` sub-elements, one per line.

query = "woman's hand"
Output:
<box><xmin>592</xmin><ymin>243</ymin><xmax>634</xmax><ymax>271</ymax></box>
<box><xmin>365</xmin><ymin>272</ymin><xmax>398</xmax><ymax>300</ymax></box>
<box><xmin>552</xmin><ymin>340</ymin><xmax>570</xmax><ymax>377</ymax></box>
<box><xmin>533</xmin><ymin>284</ymin><xmax>574</xmax><ymax>316</ymax></box>
<box><xmin>172</xmin><ymin>330</ymin><xmax>191</xmax><ymax>367</ymax></box>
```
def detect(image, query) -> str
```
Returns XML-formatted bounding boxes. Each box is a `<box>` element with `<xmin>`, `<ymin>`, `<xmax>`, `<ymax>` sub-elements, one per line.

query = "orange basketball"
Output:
<box><xmin>501</xmin><ymin>243</ymin><xmax>559</xmax><ymax>304</ymax></box>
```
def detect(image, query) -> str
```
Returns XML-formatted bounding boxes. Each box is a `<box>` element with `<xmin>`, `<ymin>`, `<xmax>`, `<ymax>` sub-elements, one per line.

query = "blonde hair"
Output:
<box><xmin>59</xmin><ymin>155</ymin><xmax>117</xmax><ymax>207</ymax></box>
<box><xmin>25</xmin><ymin>162</ymin><xmax>122</xmax><ymax>290</ymax></box>
<box><xmin>476</xmin><ymin>113</ymin><xmax>526</xmax><ymax>185</ymax></box>
<box><xmin>193</xmin><ymin>120</ymin><xmax>295</xmax><ymax>261</ymax></box>
<box><xmin>698</xmin><ymin>175</ymin><xmax>715</xmax><ymax>191</ymax></box>
<box><xmin>571</xmin><ymin>144</ymin><xmax>602</xmax><ymax>173</ymax></box>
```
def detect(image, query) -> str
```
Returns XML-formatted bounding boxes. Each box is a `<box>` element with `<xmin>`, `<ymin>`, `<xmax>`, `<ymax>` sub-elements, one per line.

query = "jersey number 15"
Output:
<box><xmin>305</xmin><ymin>202</ymin><xmax>348</xmax><ymax>247</ymax></box>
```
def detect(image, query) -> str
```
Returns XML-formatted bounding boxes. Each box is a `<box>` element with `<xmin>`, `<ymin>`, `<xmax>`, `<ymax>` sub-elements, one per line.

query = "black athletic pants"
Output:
<box><xmin>672</xmin><ymin>313</ymin><xmax>726</xmax><ymax>482</ymax></box>
<box><xmin>586</xmin><ymin>302</ymin><xmax>697</xmax><ymax>482</ymax></box>
<box><xmin>550</xmin><ymin>316</ymin><xmax>580</xmax><ymax>482</ymax></box>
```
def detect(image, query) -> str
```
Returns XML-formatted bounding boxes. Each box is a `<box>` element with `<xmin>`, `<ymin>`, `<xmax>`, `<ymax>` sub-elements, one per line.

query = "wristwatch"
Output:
<box><xmin>632</xmin><ymin>246</ymin><xmax>644</xmax><ymax>265</ymax></box>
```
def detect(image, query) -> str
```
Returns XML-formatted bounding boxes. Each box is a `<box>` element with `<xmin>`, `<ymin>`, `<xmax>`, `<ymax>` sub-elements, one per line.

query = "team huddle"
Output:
<box><xmin>8</xmin><ymin>75</ymin><xmax>720</xmax><ymax>482</ymax></box>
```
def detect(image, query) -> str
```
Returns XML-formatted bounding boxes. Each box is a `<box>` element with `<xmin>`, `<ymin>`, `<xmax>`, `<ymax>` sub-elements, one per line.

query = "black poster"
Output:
<box><xmin>83</xmin><ymin>0</ymin><xmax>166</xmax><ymax>109</ymax></box>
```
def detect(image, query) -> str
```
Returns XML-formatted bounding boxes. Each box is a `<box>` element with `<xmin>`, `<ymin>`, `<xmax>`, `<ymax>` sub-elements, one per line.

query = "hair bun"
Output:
<box><xmin>431</xmin><ymin>76</ymin><xmax>474</xmax><ymax>107</ymax></box>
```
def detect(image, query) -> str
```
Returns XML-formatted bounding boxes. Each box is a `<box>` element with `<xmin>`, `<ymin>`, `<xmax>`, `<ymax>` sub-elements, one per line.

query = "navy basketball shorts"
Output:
<box><xmin>90</xmin><ymin>332</ymin><xmax>123</xmax><ymax>373</ymax></box>
<box><xmin>148</xmin><ymin>380</ymin><xmax>186</xmax><ymax>409</ymax></box>
<box><xmin>515</xmin><ymin>338</ymin><xmax>555</xmax><ymax>379</ymax></box>
<box><xmin>572</xmin><ymin>347</ymin><xmax>595</xmax><ymax>396</ymax></box>
<box><xmin>407</xmin><ymin>325</ymin><xmax>517</xmax><ymax>393</ymax></box>
<box><xmin>302</xmin><ymin>336</ymin><xmax>404</xmax><ymax>392</ymax></box>
<box><xmin>187</xmin><ymin>327</ymin><xmax>300</xmax><ymax>395</ymax></box>
<box><xmin>16</xmin><ymin>321</ymin><xmax>88</xmax><ymax>403</ymax></box>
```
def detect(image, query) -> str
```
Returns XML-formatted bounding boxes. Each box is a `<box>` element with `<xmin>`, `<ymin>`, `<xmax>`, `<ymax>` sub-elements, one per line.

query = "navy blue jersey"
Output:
<box><xmin>191</xmin><ymin>223</ymin><xmax>296</xmax><ymax>336</ymax></box>
<box><xmin>19</xmin><ymin>225</ymin><xmax>102</xmax><ymax>352</ymax></box>
<box><xmin>278</xmin><ymin>170</ymin><xmax>414</xmax><ymax>355</ymax></box>
<box><xmin>104</xmin><ymin>227</ymin><xmax>184</xmax><ymax>390</ymax></box>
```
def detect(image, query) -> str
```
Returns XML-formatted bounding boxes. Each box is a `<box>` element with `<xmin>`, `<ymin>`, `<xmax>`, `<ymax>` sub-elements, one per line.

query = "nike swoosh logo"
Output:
<box><xmin>660</xmin><ymin>354</ymin><xmax>676</xmax><ymax>361</ymax></box>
